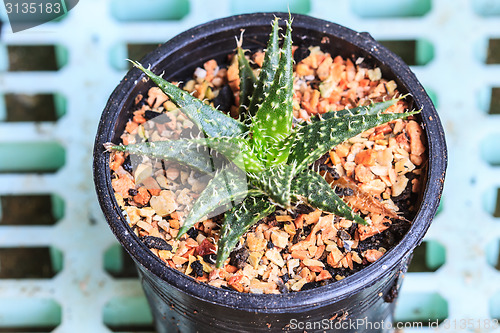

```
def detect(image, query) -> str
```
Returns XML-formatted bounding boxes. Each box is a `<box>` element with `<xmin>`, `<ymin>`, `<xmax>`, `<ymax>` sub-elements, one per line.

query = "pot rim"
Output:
<box><xmin>93</xmin><ymin>12</ymin><xmax>447</xmax><ymax>311</ymax></box>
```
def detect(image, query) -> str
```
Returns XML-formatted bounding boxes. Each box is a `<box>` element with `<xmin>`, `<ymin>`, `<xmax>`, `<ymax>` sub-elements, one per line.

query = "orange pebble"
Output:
<box><xmin>133</xmin><ymin>187</ymin><xmax>151</xmax><ymax>206</ymax></box>
<box><xmin>316</xmin><ymin>270</ymin><xmax>332</xmax><ymax>281</ymax></box>
<box><xmin>133</xmin><ymin>114</ymin><xmax>146</xmax><ymax>124</ymax></box>
<box><xmin>125</xmin><ymin>121</ymin><xmax>139</xmax><ymax>134</ymax></box>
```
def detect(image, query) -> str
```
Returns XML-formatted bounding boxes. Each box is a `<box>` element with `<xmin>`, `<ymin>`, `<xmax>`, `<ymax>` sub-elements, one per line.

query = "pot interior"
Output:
<box><xmin>96</xmin><ymin>12</ymin><xmax>446</xmax><ymax>309</ymax></box>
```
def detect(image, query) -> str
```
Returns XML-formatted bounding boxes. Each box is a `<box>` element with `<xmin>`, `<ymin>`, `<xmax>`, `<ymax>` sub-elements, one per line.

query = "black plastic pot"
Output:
<box><xmin>94</xmin><ymin>13</ymin><xmax>447</xmax><ymax>333</ymax></box>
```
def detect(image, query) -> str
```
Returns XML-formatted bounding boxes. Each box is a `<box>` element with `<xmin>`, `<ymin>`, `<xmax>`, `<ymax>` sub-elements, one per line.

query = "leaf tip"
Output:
<box><xmin>103</xmin><ymin>142</ymin><xmax>121</xmax><ymax>152</ymax></box>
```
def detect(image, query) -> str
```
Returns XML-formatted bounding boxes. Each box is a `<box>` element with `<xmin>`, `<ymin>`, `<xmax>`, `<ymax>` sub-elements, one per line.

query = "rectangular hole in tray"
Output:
<box><xmin>0</xmin><ymin>298</ymin><xmax>61</xmax><ymax>332</ymax></box>
<box><xmin>486</xmin><ymin>239</ymin><xmax>500</xmax><ymax>271</ymax></box>
<box><xmin>395</xmin><ymin>292</ymin><xmax>448</xmax><ymax>325</ymax></box>
<box><xmin>104</xmin><ymin>244</ymin><xmax>139</xmax><ymax>278</ymax></box>
<box><xmin>408</xmin><ymin>241</ymin><xmax>445</xmax><ymax>272</ymax></box>
<box><xmin>127</xmin><ymin>43</ymin><xmax>162</xmax><ymax>68</ymax></box>
<box><xmin>110</xmin><ymin>43</ymin><xmax>164</xmax><ymax>71</ymax></box>
<box><xmin>0</xmin><ymin>194</ymin><xmax>64</xmax><ymax>225</ymax></box>
<box><xmin>480</xmin><ymin>134</ymin><xmax>500</xmax><ymax>167</ymax></box>
<box><xmin>0</xmin><ymin>247</ymin><xmax>63</xmax><ymax>279</ymax></box>
<box><xmin>379</xmin><ymin>39</ymin><xmax>434</xmax><ymax>66</ymax></box>
<box><xmin>7</xmin><ymin>45</ymin><xmax>67</xmax><ymax>71</ymax></box>
<box><xmin>3</xmin><ymin>93</ymin><xmax>66</xmax><ymax>122</ymax></box>
<box><xmin>487</xmin><ymin>39</ymin><xmax>500</xmax><ymax>64</ymax></box>
<box><xmin>110</xmin><ymin>0</ymin><xmax>189</xmax><ymax>22</ymax></box>
<box><xmin>0</xmin><ymin>142</ymin><xmax>65</xmax><ymax>173</ymax></box>
<box><xmin>482</xmin><ymin>186</ymin><xmax>500</xmax><ymax>217</ymax></box>
<box><xmin>103</xmin><ymin>297</ymin><xmax>154</xmax><ymax>332</ymax></box>
<box><xmin>489</xmin><ymin>87</ymin><xmax>500</xmax><ymax>114</ymax></box>
<box><xmin>351</xmin><ymin>0</ymin><xmax>431</xmax><ymax>18</ymax></box>
<box><xmin>496</xmin><ymin>188</ymin><xmax>500</xmax><ymax>218</ymax></box>
<box><xmin>231</xmin><ymin>0</ymin><xmax>311</xmax><ymax>15</ymax></box>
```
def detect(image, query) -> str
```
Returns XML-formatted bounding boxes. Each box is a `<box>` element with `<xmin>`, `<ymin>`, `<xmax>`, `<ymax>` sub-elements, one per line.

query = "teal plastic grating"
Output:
<box><xmin>0</xmin><ymin>0</ymin><xmax>499</xmax><ymax>331</ymax></box>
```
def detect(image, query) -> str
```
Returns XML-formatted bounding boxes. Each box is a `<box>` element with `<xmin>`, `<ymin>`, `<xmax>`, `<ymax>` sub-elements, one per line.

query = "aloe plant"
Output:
<box><xmin>108</xmin><ymin>17</ymin><xmax>419</xmax><ymax>268</ymax></box>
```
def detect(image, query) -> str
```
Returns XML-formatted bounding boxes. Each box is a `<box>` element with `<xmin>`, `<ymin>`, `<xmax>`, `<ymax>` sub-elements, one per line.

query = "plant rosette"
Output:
<box><xmin>94</xmin><ymin>13</ymin><xmax>446</xmax><ymax>333</ymax></box>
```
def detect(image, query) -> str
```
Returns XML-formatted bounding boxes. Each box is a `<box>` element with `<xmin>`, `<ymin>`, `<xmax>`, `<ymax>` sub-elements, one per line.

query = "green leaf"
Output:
<box><xmin>248</xmin><ymin>163</ymin><xmax>296</xmax><ymax>207</ymax></box>
<box><xmin>264</xmin><ymin>129</ymin><xmax>295</xmax><ymax>166</ymax></box>
<box><xmin>291</xmin><ymin>169</ymin><xmax>367</xmax><ymax>225</ymax></box>
<box><xmin>236</xmin><ymin>37</ymin><xmax>257</xmax><ymax>123</ymax></box>
<box><xmin>130</xmin><ymin>61</ymin><xmax>246</xmax><ymax>138</ymax></box>
<box><xmin>312</xmin><ymin>97</ymin><xmax>404</xmax><ymax>122</ymax></box>
<box><xmin>251</xmin><ymin>18</ymin><xmax>294</xmax><ymax>162</ymax></box>
<box><xmin>246</xmin><ymin>17</ymin><xmax>281</xmax><ymax>119</ymax></box>
<box><xmin>216</xmin><ymin>197</ymin><xmax>275</xmax><ymax>267</ymax></box>
<box><xmin>106</xmin><ymin>141</ymin><xmax>219</xmax><ymax>175</ymax></box>
<box><xmin>191</xmin><ymin>137</ymin><xmax>265</xmax><ymax>173</ymax></box>
<box><xmin>288</xmin><ymin>110</ymin><xmax>420</xmax><ymax>173</ymax></box>
<box><xmin>177</xmin><ymin>165</ymin><xmax>257</xmax><ymax>238</ymax></box>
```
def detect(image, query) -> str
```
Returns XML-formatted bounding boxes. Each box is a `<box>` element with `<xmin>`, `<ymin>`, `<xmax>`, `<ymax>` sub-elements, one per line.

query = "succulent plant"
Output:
<box><xmin>108</xmin><ymin>17</ymin><xmax>419</xmax><ymax>268</ymax></box>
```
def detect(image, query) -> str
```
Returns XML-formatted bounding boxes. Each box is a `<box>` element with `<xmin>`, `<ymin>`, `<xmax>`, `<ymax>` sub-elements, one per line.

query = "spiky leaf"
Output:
<box><xmin>333</xmin><ymin>176</ymin><xmax>402</xmax><ymax>221</ymax></box>
<box><xmin>248</xmin><ymin>163</ymin><xmax>296</xmax><ymax>207</ymax></box>
<box><xmin>130</xmin><ymin>61</ymin><xmax>246</xmax><ymax>138</ymax></box>
<box><xmin>216</xmin><ymin>197</ymin><xmax>275</xmax><ymax>267</ymax></box>
<box><xmin>113</xmin><ymin>136</ymin><xmax>265</xmax><ymax>174</ymax></box>
<box><xmin>289</xmin><ymin>110</ymin><xmax>420</xmax><ymax>173</ymax></box>
<box><xmin>177</xmin><ymin>165</ymin><xmax>258</xmax><ymax>238</ymax></box>
<box><xmin>190</xmin><ymin>137</ymin><xmax>265</xmax><ymax>173</ymax></box>
<box><xmin>246</xmin><ymin>17</ymin><xmax>281</xmax><ymax>119</ymax></box>
<box><xmin>264</xmin><ymin>129</ymin><xmax>296</xmax><ymax>166</ymax></box>
<box><xmin>312</xmin><ymin>97</ymin><xmax>404</xmax><ymax>122</ymax></box>
<box><xmin>291</xmin><ymin>169</ymin><xmax>366</xmax><ymax>225</ymax></box>
<box><xmin>236</xmin><ymin>40</ymin><xmax>257</xmax><ymax>121</ymax></box>
<box><xmin>251</xmin><ymin>18</ymin><xmax>294</xmax><ymax>161</ymax></box>
<box><xmin>107</xmin><ymin>141</ymin><xmax>218</xmax><ymax>174</ymax></box>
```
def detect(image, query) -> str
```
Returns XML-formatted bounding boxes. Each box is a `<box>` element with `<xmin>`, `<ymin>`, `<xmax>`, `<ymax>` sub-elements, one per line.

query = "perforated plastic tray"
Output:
<box><xmin>0</xmin><ymin>0</ymin><xmax>499</xmax><ymax>332</ymax></box>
